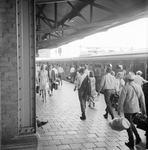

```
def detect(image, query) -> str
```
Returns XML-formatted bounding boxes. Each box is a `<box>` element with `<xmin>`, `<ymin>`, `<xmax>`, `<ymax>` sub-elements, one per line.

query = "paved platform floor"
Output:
<box><xmin>36</xmin><ymin>81</ymin><xmax>146</xmax><ymax>150</ymax></box>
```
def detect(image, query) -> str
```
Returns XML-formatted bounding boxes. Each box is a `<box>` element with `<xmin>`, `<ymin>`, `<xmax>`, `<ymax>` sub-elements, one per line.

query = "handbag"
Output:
<box><xmin>110</xmin><ymin>93</ymin><xmax>119</xmax><ymax>111</ymax></box>
<box><xmin>136</xmin><ymin>114</ymin><xmax>147</xmax><ymax>131</ymax></box>
<box><xmin>36</xmin><ymin>86</ymin><xmax>39</xmax><ymax>93</ymax></box>
<box><xmin>109</xmin><ymin>117</ymin><xmax>130</xmax><ymax>131</ymax></box>
<box><xmin>93</xmin><ymin>95</ymin><xmax>99</xmax><ymax>102</ymax></box>
<box><xmin>53</xmin><ymin>82</ymin><xmax>58</xmax><ymax>90</ymax></box>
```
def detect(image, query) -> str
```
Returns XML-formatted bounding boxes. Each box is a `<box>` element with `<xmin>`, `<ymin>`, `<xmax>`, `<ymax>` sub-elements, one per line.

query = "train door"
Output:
<box><xmin>134</xmin><ymin>60</ymin><xmax>148</xmax><ymax>80</ymax></box>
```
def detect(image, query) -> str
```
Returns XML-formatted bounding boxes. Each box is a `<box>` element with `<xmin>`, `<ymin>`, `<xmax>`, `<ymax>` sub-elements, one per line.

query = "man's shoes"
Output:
<box><xmin>103</xmin><ymin>114</ymin><xmax>108</xmax><ymax>119</ymax></box>
<box><xmin>80</xmin><ymin>116</ymin><xmax>86</xmax><ymax>120</ymax></box>
<box><xmin>37</xmin><ymin>120</ymin><xmax>48</xmax><ymax>128</ymax></box>
<box><xmin>136</xmin><ymin>137</ymin><xmax>141</xmax><ymax>145</ymax></box>
<box><xmin>80</xmin><ymin>113</ymin><xmax>86</xmax><ymax>120</ymax></box>
<box><xmin>125</xmin><ymin>142</ymin><xmax>134</xmax><ymax>149</ymax></box>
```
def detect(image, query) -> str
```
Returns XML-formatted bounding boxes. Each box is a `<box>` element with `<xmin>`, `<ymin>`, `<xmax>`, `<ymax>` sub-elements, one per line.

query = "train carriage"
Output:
<box><xmin>36</xmin><ymin>51</ymin><xmax>148</xmax><ymax>82</ymax></box>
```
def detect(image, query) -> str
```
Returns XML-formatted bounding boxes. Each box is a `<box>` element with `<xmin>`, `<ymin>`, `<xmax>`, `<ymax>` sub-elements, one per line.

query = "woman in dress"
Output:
<box><xmin>88</xmin><ymin>70</ymin><xmax>97</xmax><ymax>107</ymax></box>
<box><xmin>39</xmin><ymin>64</ymin><xmax>49</xmax><ymax>102</ymax></box>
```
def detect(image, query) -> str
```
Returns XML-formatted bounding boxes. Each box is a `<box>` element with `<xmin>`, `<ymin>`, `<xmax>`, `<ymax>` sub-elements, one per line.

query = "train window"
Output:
<box><xmin>95</xmin><ymin>63</ymin><xmax>102</xmax><ymax>68</ymax></box>
<box><xmin>116</xmin><ymin>65</ymin><xmax>123</xmax><ymax>70</ymax></box>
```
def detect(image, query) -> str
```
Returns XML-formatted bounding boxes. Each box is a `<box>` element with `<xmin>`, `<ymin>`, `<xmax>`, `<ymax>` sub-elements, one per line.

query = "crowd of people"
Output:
<box><xmin>36</xmin><ymin>62</ymin><xmax>148</xmax><ymax>149</ymax></box>
<box><xmin>36</xmin><ymin>64</ymin><xmax>64</xmax><ymax>102</ymax></box>
<box><xmin>71</xmin><ymin>63</ymin><xmax>148</xmax><ymax>149</ymax></box>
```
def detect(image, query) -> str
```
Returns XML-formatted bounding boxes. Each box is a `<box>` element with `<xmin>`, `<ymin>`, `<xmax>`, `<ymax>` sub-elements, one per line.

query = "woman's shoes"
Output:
<box><xmin>80</xmin><ymin>113</ymin><xmax>86</xmax><ymax>120</ymax></box>
<box><xmin>103</xmin><ymin>114</ymin><xmax>108</xmax><ymax>119</ymax></box>
<box><xmin>37</xmin><ymin>119</ymin><xmax>48</xmax><ymax>128</ymax></box>
<box><xmin>125</xmin><ymin>142</ymin><xmax>134</xmax><ymax>149</ymax></box>
<box><xmin>136</xmin><ymin>137</ymin><xmax>141</xmax><ymax>145</ymax></box>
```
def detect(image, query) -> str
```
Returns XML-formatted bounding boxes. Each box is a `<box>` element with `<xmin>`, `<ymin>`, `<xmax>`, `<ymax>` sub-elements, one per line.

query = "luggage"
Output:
<box><xmin>36</xmin><ymin>86</ymin><xmax>39</xmax><ymax>93</ymax></box>
<box><xmin>53</xmin><ymin>82</ymin><xmax>58</xmax><ymax>90</ymax></box>
<box><xmin>109</xmin><ymin>117</ymin><xmax>130</xmax><ymax>131</ymax></box>
<box><xmin>110</xmin><ymin>93</ymin><xmax>119</xmax><ymax>111</ymax></box>
<box><xmin>133</xmin><ymin>112</ymin><xmax>147</xmax><ymax>131</ymax></box>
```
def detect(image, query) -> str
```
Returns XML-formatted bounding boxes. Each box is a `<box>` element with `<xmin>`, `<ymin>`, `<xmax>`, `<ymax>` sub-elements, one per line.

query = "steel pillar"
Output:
<box><xmin>16</xmin><ymin>0</ymin><xmax>36</xmax><ymax>135</ymax></box>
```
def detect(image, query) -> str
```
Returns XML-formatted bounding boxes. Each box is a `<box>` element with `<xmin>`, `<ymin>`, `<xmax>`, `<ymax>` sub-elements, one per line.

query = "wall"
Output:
<box><xmin>0</xmin><ymin>0</ymin><xmax>18</xmax><ymax>140</ymax></box>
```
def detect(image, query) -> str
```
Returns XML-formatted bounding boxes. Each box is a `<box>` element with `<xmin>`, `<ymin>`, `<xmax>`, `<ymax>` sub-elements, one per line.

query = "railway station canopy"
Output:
<box><xmin>36</xmin><ymin>0</ymin><xmax>148</xmax><ymax>50</ymax></box>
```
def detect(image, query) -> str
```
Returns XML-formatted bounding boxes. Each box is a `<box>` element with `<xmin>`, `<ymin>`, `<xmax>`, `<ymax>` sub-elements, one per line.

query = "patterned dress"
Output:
<box><xmin>90</xmin><ymin>77</ymin><xmax>97</xmax><ymax>98</ymax></box>
<box><xmin>39</xmin><ymin>70</ymin><xmax>48</xmax><ymax>90</ymax></box>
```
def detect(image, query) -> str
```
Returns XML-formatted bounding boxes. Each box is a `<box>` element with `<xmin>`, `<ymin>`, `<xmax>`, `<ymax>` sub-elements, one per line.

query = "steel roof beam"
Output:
<box><xmin>37</xmin><ymin>10</ymin><xmax>148</xmax><ymax>34</ymax></box>
<box><xmin>36</xmin><ymin>0</ymin><xmax>79</xmax><ymax>5</ymax></box>
<box><xmin>67</xmin><ymin>1</ymin><xmax>89</xmax><ymax>24</ymax></box>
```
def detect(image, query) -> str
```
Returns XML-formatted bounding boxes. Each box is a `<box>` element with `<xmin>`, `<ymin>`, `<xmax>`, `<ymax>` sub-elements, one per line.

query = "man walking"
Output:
<box><xmin>97</xmin><ymin>67</ymin><xmax>116</xmax><ymax>119</ymax></box>
<box><xmin>118</xmin><ymin>72</ymin><xmax>146</xmax><ymax>149</ymax></box>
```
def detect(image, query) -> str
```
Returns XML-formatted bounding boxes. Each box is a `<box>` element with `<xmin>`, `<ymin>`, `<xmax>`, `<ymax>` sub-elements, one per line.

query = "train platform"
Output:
<box><xmin>36</xmin><ymin>80</ymin><xmax>146</xmax><ymax>150</ymax></box>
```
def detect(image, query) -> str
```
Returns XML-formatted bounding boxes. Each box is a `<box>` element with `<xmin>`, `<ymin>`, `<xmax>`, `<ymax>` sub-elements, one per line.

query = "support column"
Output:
<box><xmin>1</xmin><ymin>0</ymin><xmax>42</xmax><ymax>149</ymax></box>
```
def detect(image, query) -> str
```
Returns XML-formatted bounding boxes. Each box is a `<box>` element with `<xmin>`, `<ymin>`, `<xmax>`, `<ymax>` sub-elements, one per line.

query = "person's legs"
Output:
<box><xmin>104</xmin><ymin>90</ymin><xmax>114</xmax><ymax>119</ymax></box>
<box><xmin>124</xmin><ymin>113</ymin><xmax>135</xmax><ymax>148</ymax></box>
<box><xmin>78</xmin><ymin>90</ymin><xmax>86</xmax><ymax>120</ymax></box>
<box><xmin>131</xmin><ymin>113</ymin><xmax>141</xmax><ymax>144</ymax></box>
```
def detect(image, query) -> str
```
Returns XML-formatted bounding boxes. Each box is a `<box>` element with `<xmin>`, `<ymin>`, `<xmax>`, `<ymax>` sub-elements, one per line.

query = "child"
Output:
<box><xmin>88</xmin><ymin>70</ymin><xmax>98</xmax><ymax>107</ymax></box>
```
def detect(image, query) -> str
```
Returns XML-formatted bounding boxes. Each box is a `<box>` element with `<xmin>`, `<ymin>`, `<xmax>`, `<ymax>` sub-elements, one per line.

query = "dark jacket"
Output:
<box><xmin>79</xmin><ymin>75</ymin><xmax>91</xmax><ymax>99</ymax></box>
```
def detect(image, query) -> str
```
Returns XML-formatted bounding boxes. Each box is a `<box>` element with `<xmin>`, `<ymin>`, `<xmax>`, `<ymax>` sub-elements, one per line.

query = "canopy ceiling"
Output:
<box><xmin>36</xmin><ymin>0</ymin><xmax>148</xmax><ymax>50</ymax></box>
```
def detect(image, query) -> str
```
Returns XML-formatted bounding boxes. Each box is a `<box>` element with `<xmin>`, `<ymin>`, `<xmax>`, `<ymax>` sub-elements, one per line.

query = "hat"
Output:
<box><xmin>106</xmin><ymin>67</ymin><xmax>112</xmax><ymax>73</ymax></box>
<box><xmin>126</xmin><ymin>72</ymin><xmax>135</xmax><ymax>80</ymax></box>
<box><xmin>136</xmin><ymin>70</ymin><xmax>142</xmax><ymax>75</ymax></box>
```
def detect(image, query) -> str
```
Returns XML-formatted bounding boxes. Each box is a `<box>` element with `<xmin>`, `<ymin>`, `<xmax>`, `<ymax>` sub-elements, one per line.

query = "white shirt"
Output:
<box><xmin>76</xmin><ymin>73</ymin><xmax>87</xmax><ymax>89</ymax></box>
<box><xmin>53</xmin><ymin>68</ymin><xmax>58</xmax><ymax>75</ymax></box>
<box><xmin>100</xmin><ymin>73</ymin><xmax>116</xmax><ymax>90</ymax></box>
<box><xmin>58</xmin><ymin>67</ymin><xmax>64</xmax><ymax>73</ymax></box>
<box><xmin>70</xmin><ymin>67</ymin><xmax>75</xmax><ymax>73</ymax></box>
<box><xmin>134</xmin><ymin>75</ymin><xmax>147</xmax><ymax>86</ymax></box>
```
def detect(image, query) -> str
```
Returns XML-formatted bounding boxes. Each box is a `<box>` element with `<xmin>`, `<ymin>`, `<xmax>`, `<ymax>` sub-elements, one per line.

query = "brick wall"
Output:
<box><xmin>0</xmin><ymin>0</ymin><xmax>18</xmax><ymax>140</ymax></box>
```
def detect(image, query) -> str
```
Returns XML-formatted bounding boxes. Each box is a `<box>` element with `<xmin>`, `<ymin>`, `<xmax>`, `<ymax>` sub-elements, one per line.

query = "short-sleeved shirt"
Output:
<box><xmin>134</xmin><ymin>75</ymin><xmax>147</xmax><ymax>86</ymax></box>
<box><xmin>70</xmin><ymin>67</ymin><xmax>75</xmax><ymax>73</ymax></box>
<box><xmin>58</xmin><ymin>67</ymin><xmax>64</xmax><ymax>73</ymax></box>
<box><xmin>100</xmin><ymin>73</ymin><xmax>116</xmax><ymax>90</ymax></box>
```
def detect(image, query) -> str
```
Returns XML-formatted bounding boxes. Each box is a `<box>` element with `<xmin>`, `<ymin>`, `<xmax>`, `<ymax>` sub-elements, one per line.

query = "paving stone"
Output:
<box><xmin>69</xmin><ymin>143</ymin><xmax>84</xmax><ymax>149</ymax></box>
<box><xmin>36</xmin><ymin>81</ymin><xmax>146</xmax><ymax>150</ymax></box>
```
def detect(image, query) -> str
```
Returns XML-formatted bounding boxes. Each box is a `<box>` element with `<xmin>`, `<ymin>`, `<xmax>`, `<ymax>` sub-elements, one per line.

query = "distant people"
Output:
<box><xmin>88</xmin><ymin>70</ymin><xmax>97</xmax><ymax>107</ymax></box>
<box><xmin>94</xmin><ymin>63</ymin><xmax>102</xmax><ymax>92</ymax></box>
<box><xmin>70</xmin><ymin>65</ymin><xmax>76</xmax><ymax>83</ymax></box>
<box><xmin>52</xmin><ymin>64</ymin><xmax>58</xmax><ymax>78</ymax></box>
<box><xmin>115</xmin><ymin>72</ymin><xmax>125</xmax><ymax>95</ymax></box>
<box><xmin>118</xmin><ymin>72</ymin><xmax>146</xmax><ymax>149</ymax></box>
<box><xmin>97</xmin><ymin>67</ymin><xmax>116</xmax><ymax>119</ymax></box>
<box><xmin>134</xmin><ymin>70</ymin><xmax>148</xmax><ymax>86</ymax></box>
<box><xmin>76</xmin><ymin>67</ymin><xmax>91</xmax><ymax>120</ymax></box>
<box><xmin>84</xmin><ymin>64</ymin><xmax>89</xmax><ymax>76</ymax></box>
<box><xmin>58</xmin><ymin>65</ymin><xmax>64</xmax><ymax>86</ymax></box>
<box><xmin>74</xmin><ymin>66</ymin><xmax>81</xmax><ymax>91</ymax></box>
<box><xmin>48</xmin><ymin>65</ymin><xmax>56</xmax><ymax>96</ymax></box>
<box><xmin>39</xmin><ymin>64</ymin><xmax>49</xmax><ymax>102</ymax></box>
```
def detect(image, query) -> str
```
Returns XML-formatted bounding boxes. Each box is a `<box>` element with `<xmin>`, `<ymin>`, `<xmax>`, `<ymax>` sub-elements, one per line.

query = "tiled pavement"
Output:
<box><xmin>36</xmin><ymin>81</ymin><xmax>146</xmax><ymax>150</ymax></box>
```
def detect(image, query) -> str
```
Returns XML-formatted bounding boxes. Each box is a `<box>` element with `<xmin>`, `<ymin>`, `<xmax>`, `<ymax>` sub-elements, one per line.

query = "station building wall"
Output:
<box><xmin>0</xmin><ymin>0</ymin><xmax>18</xmax><ymax>140</ymax></box>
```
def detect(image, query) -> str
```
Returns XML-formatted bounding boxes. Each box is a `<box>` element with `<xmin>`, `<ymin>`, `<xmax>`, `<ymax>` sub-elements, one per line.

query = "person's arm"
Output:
<box><xmin>139</xmin><ymin>87</ymin><xmax>146</xmax><ymax>116</ymax></box>
<box><xmin>142</xmin><ymin>77</ymin><xmax>148</xmax><ymax>84</ymax></box>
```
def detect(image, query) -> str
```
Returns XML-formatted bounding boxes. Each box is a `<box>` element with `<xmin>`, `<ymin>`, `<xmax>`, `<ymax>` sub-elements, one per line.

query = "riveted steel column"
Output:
<box><xmin>16</xmin><ymin>0</ymin><xmax>36</xmax><ymax>135</ymax></box>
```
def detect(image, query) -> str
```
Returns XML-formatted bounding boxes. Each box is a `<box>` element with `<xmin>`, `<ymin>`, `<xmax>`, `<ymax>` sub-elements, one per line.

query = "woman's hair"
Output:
<box><xmin>89</xmin><ymin>70</ymin><xmax>94</xmax><ymax>77</ymax></box>
<box><xmin>41</xmin><ymin>64</ymin><xmax>44</xmax><ymax>70</ymax></box>
<box><xmin>79</xmin><ymin>67</ymin><xmax>85</xmax><ymax>74</ymax></box>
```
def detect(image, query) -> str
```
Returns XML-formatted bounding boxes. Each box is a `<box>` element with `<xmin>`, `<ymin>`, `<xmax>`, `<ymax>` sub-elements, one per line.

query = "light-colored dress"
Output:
<box><xmin>39</xmin><ymin>70</ymin><xmax>48</xmax><ymax>90</ymax></box>
<box><xmin>90</xmin><ymin>77</ymin><xmax>97</xmax><ymax>98</ymax></box>
<box><xmin>115</xmin><ymin>78</ymin><xmax>125</xmax><ymax>95</ymax></box>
